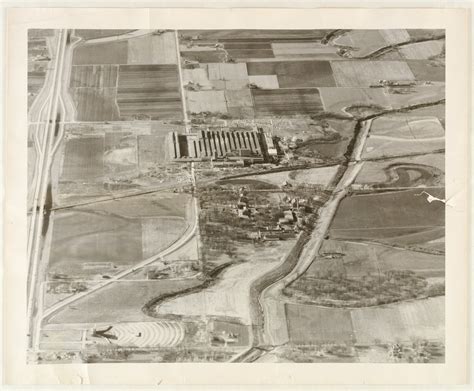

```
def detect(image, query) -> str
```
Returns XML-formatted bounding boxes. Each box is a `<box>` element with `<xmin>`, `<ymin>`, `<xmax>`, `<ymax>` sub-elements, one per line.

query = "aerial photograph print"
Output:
<box><xmin>27</xmin><ymin>28</ymin><xmax>446</xmax><ymax>364</ymax></box>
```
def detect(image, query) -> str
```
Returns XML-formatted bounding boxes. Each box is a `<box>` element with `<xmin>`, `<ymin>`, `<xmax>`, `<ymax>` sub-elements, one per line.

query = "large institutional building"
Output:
<box><xmin>168</xmin><ymin>128</ymin><xmax>276</xmax><ymax>163</ymax></box>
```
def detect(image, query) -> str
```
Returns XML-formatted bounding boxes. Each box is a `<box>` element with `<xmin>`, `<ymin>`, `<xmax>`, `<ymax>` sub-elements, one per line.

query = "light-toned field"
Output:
<box><xmin>141</xmin><ymin>217</ymin><xmax>187</xmax><ymax>258</ymax></box>
<box><xmin>318</xmin><ymin>87</ymin><xmax>391</xmax><ymax>114</ymax></box>
<box><xmin>330</xmin><ymin>61</ymin><xmax>415</xmax><ymax>87</ymax></box>
<box><xmin>248</xmin><ymin>75</ymin><xmax>279</xmax><ymax>89</ymax></box>
<box><xmin>385</xmin><ymin>85</ymin><xmax>445</xmax><ymax>109</ymax></box>
<box><xmin>224</xmin><ymin>89</ymin><xmax>253</xmax><ymax>108</ymax></box>
<box><xmin>362</xmin><ymin>136</ymin><xmax>444</xmax><ymax>160</ymax></box>
<box><xmin>379</xmin><ymin>29</ymin><xmax>411</xmax><ymax>45</ymax></box>
<box><xmin>127</xmin><ymin>32</ymin><xmax>177</xmax><ymax>64</ymax></box>
<box><xmin>183</xmin><ymin>67</ymin><xmax>213</xmax><ymax>89</ymax></box>
<box><xmin>370</xmin><ymin>116</ymin><xmax>445</xmax><ymax>139</ymax></box>
<box><xmin>286</xmin><ymin>296</ymin><xmax>444</xmax><ymax>346</ymax></box>
<box><xmin>351</xmin><ymin>297</ymin><xmax>444</xmax><ymax>344</ymax></box>
<box><xmin>206</xmin><ymin>62</ymin><xmax>248</xmax><ymax>81</ymax></box>
<box><xmin>247</xmin><ymin>165</ymin><xmax>340</xmax><ymax>188</ymax></box>
<box><xmin>156</xmin><ymin>241</ymin><xmax>296</xmax><ymax>324</ymax></box>
<box><xmin>187</xmin><ymin>90</ymin><xmax>227</xmax><ymax>114</ymax></box>
<box><xmin>137</xmin><ymin>134</ymin><xmax>169</xmax><ymax>167</ymax></box>
<box><xmin>334</xmin><ymin>30</ymin><xmax>387</xmax><ymax>57</ymax></box>
<box><xmin>399</xmin><ymin>40</ymin><xmax>445</xmax><ymax>60</ymax></box>
<box><xmin>271</xmin><ymin>42</ymin><xmax>340</xmax><ymax>59</ymax></box>
<box><xmin>407</xmin><ymin>60</ymin><xmax>445</xmax><ymax>82</ymax></box>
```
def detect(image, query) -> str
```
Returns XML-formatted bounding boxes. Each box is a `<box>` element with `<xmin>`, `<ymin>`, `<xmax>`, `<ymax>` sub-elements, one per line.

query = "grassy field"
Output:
<box><xmin>385</xmin><ymin>85</ymin><xmax>445</xmax><ymax>109</ymax></box>
<box><xmin>330</xmin><ymin>61</ymin><xmax>415</xmax><ymax>87</ymax></box>
<box><xmin>48</xmin><ymin>210</ymin><xmax>143</xmax><ymax>279</ymax></box>
<box><xmin>271</xmin><ymin>42</ymin><xmax>340</xmax><ymax>60</ymax></box>
<box><xmin>329</xmin><ymin>188</ymin><xmax>445</xmax><ymax>241</ymax></box>
<box><xmin>333</xmin><ymin>30</ymin><xmax>389</xmax><ymax>57</ymax></box>
<box><xmin>350</xmin><ymin>296</ymin><xmax>444</xmax><ymax>344</ymax></box>
<box><xmin>308</xmin><ymin>239</ymin><xmax>445</xmax><ymax>278</ymax></box>
<box><xmin>60</xmin><ymin>137</ymin><xmax>105</xmax><ymax>181</ymax></box>
<box><xmin>187</xmin><ymin>90</ymin><xmax>227</xmax><ymax>114</ymax></box>
<box><xmin>318</xmin><ymin>87</ymin><xmax>391</xmax><ymax>115</ymax></box>
<box><xmin>127</xmin><ymin>32</ymin><xmax>177</xmax><ymax>64</ymax></box>
<box><xmin>362</xmin><ymin>137</ymin><xmax>444</xmax><ymax>160</ymax></box>
<box><xmin>141</xmin><ymin>217</ymin><xmax>186</xmax><ymax>258</ymax></box>
<box><xmin>399</xmin><ymin>40</ymin><xmax>445</xmax><ymax>60</ymax></box>
<box><xmin>247</xmin><ymin>60</ymin><xmax>336</xmax><ymax>88</ymax></box>
<box><xmin>47</xmin><ymin>279</ymin><xmax>202</xmax><ymax>324</ymax></box>
<box><xmin>407</xmin><ymin>60</ymin><xmax>445</xmax><ymax>82</ymax></box>
<box><xmin>137</xmin><ymin>134</ymin><xmax>169</xmax><ymax>167</ymax></box>
<box><xmin>286</xmin><ymin>303</ymin><xmax>355</xmax><ymax>344</ymax></box>
<box><xmin>370</xmin><ymin>116</ymin><xmax>444</xmax><ymax>139</ymax></box>
<box><xmin>252</xmin><ymin>88</ymin><xmax>324</xmax><ymax>117</ymax></box>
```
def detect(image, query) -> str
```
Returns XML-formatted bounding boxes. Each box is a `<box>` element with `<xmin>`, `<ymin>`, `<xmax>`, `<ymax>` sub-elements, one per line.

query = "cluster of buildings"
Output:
<box><xmin>168</xmin><ymin>127</ymin><xmax>277</xmax><ymax>164</ymax></box>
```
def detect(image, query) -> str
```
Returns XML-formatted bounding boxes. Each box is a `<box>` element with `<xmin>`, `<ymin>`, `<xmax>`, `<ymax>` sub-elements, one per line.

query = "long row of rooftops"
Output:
<box><xmin>168</xmin><ymin>128</ymin><xmax>277</xmax><ymax>163</ymax></box>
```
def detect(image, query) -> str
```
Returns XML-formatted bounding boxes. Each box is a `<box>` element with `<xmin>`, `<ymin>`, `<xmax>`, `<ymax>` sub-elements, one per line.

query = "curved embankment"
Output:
<box><xmin>141</xmin><ymin>261</ymin><xmax>241</xmax><ymax>317</ymax></box>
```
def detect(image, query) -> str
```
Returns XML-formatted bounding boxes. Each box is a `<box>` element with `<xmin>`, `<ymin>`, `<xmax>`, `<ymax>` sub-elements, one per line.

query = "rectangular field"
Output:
<box><xmin>330</xmin><ymin>61</ymin><xmax>415</xmax><ymax>87</ymax></box>
<box><xmin>406</xmin><ymin>60</ymin><xmax>445</xmax><ymax>82</ymax></box>
<box><xmin>399</xmin><ymin>40</ymin><xmax>445</xmax><ymax>60</ymax></box>
<box><xmin>286</xmin><ymin>304</ymin><xmax>354</xmax><ymax>344</ymax></box>
<box><xmin>117</xmin><ymin>64</ymin><xmax>182</xmax><ymax>120</ymax></box>
<box><xmin>246</xmin><ymin>60</ymin><xmax>336</xmax><ymax>88</ymax></box>
<box><xmin>70</xmin><ymin>65</ymin><xmax>118</xmax><ymax>88</ymax></box>
<box><xmin>251</xmin><ymin>88</ymin><xmax>324</xmax><ymax>116</ymax></box>
<box><xmin>72</xmin><ymin>41</ymin><xmax>128</xmax><ymax>65</ymax></box>
<box><xmin>127</xmin><ymin>32</ymin><xmax>177</xmax><ymax>64</ymax></box>
<box><xmin>60</xmin><ymin>137</ymin><xmax>104</xmax><ymax>181</ymax></box>
<box><xmin>329</xmin><ymin>188</ymin><xmax>445</xmax><ymax>241</ymax></box>
<box><xmin>70</xmin><ymin>87</ymin><xmax>120</xmax><ymax>121</ymax></box>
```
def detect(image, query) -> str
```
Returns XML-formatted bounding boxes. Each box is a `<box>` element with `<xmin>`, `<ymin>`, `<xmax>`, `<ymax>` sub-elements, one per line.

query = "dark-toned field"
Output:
<box><xmin>117</xmin><ymin>64</ymin><xmax>182</xmax><ymax>120</ymax></box>
<box><xmin>251</xmin><ymin>88</ymin><xmax>324</xmax><ymax>116</ymax></box>
<box><xmin>70</xmin><ymin>65</ymin><xmax>118</xmax><ymax>88</ymax></box>
<box><xmin>406</xmin><ymin>60</ymin><xmax>445</xmax><ymax>82</ymax></box>
<box><xmin>247</xmin><ymin>60</ymin><xmax>336</xmax><ymax>87</ymax></box>
<box><xmin>329</xmin><ymin>188</ymin><xmax>445</xmax><ymax>242</ymax></box>
<box><xmin>75</xmin><ymin>30</ymin><xmax>136</xmax><ymax>40</ymax></box>
<box><xmin>72</xmin><ymin>41</ymin><xmax>128</xmax><ymax>65</ymax></box>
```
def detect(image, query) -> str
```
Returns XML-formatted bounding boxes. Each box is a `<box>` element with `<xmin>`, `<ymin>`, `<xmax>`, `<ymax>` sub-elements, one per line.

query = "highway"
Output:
<box><xmin>27</xmin><ymin>29</ymin><xmax>70</xmax><ymax>349</ymax></box>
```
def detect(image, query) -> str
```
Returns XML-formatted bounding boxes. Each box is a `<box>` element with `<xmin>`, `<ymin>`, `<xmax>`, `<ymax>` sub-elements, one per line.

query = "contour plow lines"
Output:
<box><xmin>109</xmin><ymin>321</ymin><xmax>185</xmax><ymax>348</ymax></box>
<box><xmin>39</xmin><ymin>197</ymin><xmax>199</xmax><ymax>328</ymax></box>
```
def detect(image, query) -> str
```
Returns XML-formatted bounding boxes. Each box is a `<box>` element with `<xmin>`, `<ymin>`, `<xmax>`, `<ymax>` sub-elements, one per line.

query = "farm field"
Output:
<box><xmin>247</xmin><ymin>60</ymin><xmax>336</xmax><ymax>87</ymax></box>
<box><xmin>72</xmin><ymin>41</ymin><xmax>129</xmax><ymax>65</ymax></box>
<box><xmin>47</xmin><ymin>279</ymin><xmax>202</xmax><ymax>324</ymax></box>
<box><xmin>330</xmin><ymin>61</ymin><xmax>415</xmax><ymax>87</ymax></box>
<box><xmin>318</xmin><ymin>87</ymin><xmax>391</xmax><ymax>115</ymax></box>
<box><xmin>406</xmin><ymin>60</ymin><xmax>445</xmax><ymax>82</ymax></box>
<box><xmin>286</xmin><ymin>296</ymin><xmax>444</xmax><ymax>346</ymax></box>
<box><xmin>369</xmin><ymin>116</ymin><xmax>444</xmax><ymax>139</ymax></box>
<box><xmin>384</xmin><ymin>86</ymin><xmax>445</xmax><ymax>109</ymax></box>
<box><xmin>307</xmin><ymin>239</ymin><xmax>445</xmax><ymax>279</ymax></box>
<box><xmin>60</xmin><ymin>136</ymin><xmax>105</xmax><ymax>182</ymax></box>
<box><xmin>329</xmin><ymin>188</ymin><xmax>445</xmax><ymax>242</ymax></box>
<box><xmin>399</xmin><ymin>40</ymin><xmax>445</xmax><ymax>60</ymax></box>
<box><xmin>117</xmin><ymin>64</ymin><xmax>182</xmax><ymax>120</ymax></box>
<box><xmin>127</xmin><ymin>32</ymin><xmax>177</xmax><ymax>64</ymax></box>
<box><xmin>362</xmin><ymin>136</ymin><xmax>444</xmax><ymax>160</ymax></box>
<box><xmin>251</xmin><ymin>88</ymin><xmax>324</xmax><ymax>116</ymax></box>
<box><xmin>75</xmin><ymin>30</ymin><xmax>136</xmax><ymax>39</ymax></box>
